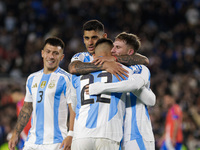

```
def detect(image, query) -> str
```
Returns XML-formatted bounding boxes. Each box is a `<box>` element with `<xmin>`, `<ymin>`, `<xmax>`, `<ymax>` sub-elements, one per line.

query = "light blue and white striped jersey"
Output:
<box><xmin>123</xmin><ymin>65</ymin><xmax>155</xmax><ymax>145</ymax></box>
<box><xmin>71</xmin><ymin>52</ymin><xmax>93</xmax><ymax>63</ymax></box>
<box><xmin>72</xmin><ymin>68</ymin><xmax>131</xmax><ymax>142</ymax></box>
<box><xmin>24</xmin><ymin>67</ymin><xmax>72</xmax><ymax>145</ymax></box>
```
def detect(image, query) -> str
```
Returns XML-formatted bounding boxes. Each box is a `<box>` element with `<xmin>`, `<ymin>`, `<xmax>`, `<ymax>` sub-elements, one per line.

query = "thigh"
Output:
<box><xmin>95</xmin><ymin>138</ymin><xmax>119</xmax><ymax>150</ymax></box>
<box><xmin>71</xmin><ymin>138</ymin><xmax>94</xmax><ymax>150</ymax></box>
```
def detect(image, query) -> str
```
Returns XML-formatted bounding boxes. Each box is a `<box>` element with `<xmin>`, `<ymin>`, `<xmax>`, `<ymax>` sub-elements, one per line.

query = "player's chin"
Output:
<box><xmin>88</xmin><ymin>50</ymin><xmax>95</xmax><ymax>55</ymax></box>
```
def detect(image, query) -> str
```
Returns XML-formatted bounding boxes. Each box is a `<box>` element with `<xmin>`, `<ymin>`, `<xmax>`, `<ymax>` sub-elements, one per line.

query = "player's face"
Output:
<box><xmin>111</xmin><ymin>39</ymin><xmax>129</xmax><ymax>56</ymax></box>
<box><xmin>42</xmin><ymin>44</ymin><xmax>64</xmax><ymax>74</ymax></box>
<box><xmin>83</xmin><ymin>30</ymin><xmax>106</xmax><ymax>55</ymax></box>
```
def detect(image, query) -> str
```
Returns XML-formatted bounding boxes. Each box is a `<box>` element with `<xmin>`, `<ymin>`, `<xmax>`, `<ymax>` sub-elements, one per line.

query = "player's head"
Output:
<box><xmin>163</xmin><ymin>90</ymin><xmax>175</xmax><ymax>108</ymax></box>
<box><xmin>41</xmin><ymin>37</ymin><xmax>65</xmax><ymax>74</ymax></box>
<box><xmin>83</xmin><ymin>20</ymin><xmax>107</xmax><ymax>55</ymax></box>
<box><xmin>111</xmin><ymin>32</ymin><xmax>141</xmax><ymax>56</ymax></box>
<box><xmin>94</xmin><ymin>38</ymin><xmax>113</xmax><ymax>58</ymax></box>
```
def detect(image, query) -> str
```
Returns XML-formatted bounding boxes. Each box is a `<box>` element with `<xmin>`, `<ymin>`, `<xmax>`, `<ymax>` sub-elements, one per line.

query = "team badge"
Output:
<box><xmin>40</xmin><ymin>81</ymin><xmax>46</xmax><ymax>88</ymax></box>
<box><xmin>48</xmin><ymin>80</ymin><xmax>56</xmax><ymax>89</ymax></box>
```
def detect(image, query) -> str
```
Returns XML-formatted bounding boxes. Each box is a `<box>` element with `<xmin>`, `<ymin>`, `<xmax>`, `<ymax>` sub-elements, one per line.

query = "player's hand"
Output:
<box><xmin>85</xmin><ymin>85</ymin><xmax>89</xmax><ymax>95</ymax></box>
<box><xmin>102</xmin><ymin>61</ymin><xmax>128</xmax><ymax>80</ymax></box>
<box><xmin>8</xmin><ymin>132</ymin><xmax>19</xmax><ymax>150</ymax></box>
<box><xmin>60</xmin><ymin>136</ymin><xmax>72</xmax><ymax>150</ymax></box>
<box><xmin>92</xmin><ymin>56</ymin><xmax>116</xmax><ymax>65</ymax></box>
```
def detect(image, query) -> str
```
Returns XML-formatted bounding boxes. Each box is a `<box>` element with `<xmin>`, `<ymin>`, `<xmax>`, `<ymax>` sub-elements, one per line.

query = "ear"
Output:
<box><xmin>128</xmin><ymin>49</ymin><xmax>134</xmax><ymax>55</ymax></box>
<box><xmin>41</xmin><ymin>50</ymin><xmax>44</xmax><ymax>58</ymax></box>
<box><xmin>103</xmin><ymin>33</ymin><xmax>107</xmax><ymax>38</ymax></box>
<box><xmin>60</xmin><ymin>54</ymin><xmax>65</xmax><ymax>61</ymax></box>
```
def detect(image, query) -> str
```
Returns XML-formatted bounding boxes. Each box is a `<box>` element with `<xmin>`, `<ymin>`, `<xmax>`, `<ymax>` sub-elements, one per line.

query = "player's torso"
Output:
<box><xmin>27</xmin><ymin>69</ymin><xmax>70</xmax><ymax>144</ymax></box>
<box><xmin>72</xmin><ymin>70</ymin><xmax>126</xmax><ymax>142</ymax></box>
<box><xmin>124</xmin><ymin>65</ymin><xmax>154</xmax><ymax>142</ymax></box>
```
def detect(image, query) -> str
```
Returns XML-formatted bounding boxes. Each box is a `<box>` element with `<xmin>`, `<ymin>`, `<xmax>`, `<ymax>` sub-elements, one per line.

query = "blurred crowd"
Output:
<box><xmin>0</xmin><ymin>0</ymin><xmax>200</xmax><ymax>149</ymax></box>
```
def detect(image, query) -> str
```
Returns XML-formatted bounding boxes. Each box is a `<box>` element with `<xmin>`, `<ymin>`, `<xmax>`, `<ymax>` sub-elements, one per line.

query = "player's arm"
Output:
<box><xmin>68</xmin><ymin>60</ymin><xmax>128</xmax><ymax>81</ymax></box>
<box><xmin>68</xmin><ymin>60</ymin><xmax>103</xmax><ymax>75</ymax></box>
<box><xmin>8</xmin><ymin>102</ymin><xmax>33</xmax><ymax>150</ymax></box>
<box><xmin>116</xmin><ymin>53</ymin><xmax>149</xmax><ymax>66</ymax></box>
<box><xmin>87</xmin><ymin>76</ymin><xmax>155</xmax><ymax>106</ymax></box>
<box><xmin>93</xmin><ymin>53</ymin><xmax>149</xmax><ymax>66</ymax></box>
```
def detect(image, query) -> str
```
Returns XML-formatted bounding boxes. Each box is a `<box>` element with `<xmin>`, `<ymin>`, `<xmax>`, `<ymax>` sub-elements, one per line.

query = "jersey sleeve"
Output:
<box><xmin>71</xmin><ymin>52</ymin><xmax>86</xmax><ymax>62</ymax></box>
<box><xmin>64</xmin><ymin>75</ymin><xmax>73</xmax><ymax>105</ymax></box>
<box><xmin>133</xmin><ymin>87</ymin><xmax>156</xmax><ymax>106</ymax></box>
<box><xmin>129</xmin><ymin>65</ymin><xmax>150</xmax><ymax>86</ymax></box>
<box><xmin>24</xmin><ymin>76</ymin><xmax>33</xmax><ymax>102</ymax></box>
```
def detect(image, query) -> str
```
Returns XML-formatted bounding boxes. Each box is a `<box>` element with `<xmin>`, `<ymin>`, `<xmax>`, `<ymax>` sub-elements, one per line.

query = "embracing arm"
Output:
<box><xmin>8</xmin><ymin>102</ymin><xmax>33</xmax><ymax>150</ymax></box>
<box><xmin>88</xmin><ymin>76</ymin><xmax>156</xmax><ymax>106</ymax></box>
<box><xmin>68</xmin><ymin>61</ymin><xmax>103</xmax><ymax>75</ymax></box>
<box><xmin>68</xmin><ymin>60</ymin><xmax>128</xmax><ymax>80</ymax></box>
<box><xmin>116</xmin><ymin>53</ymin><xmax>149</xmax><ymax>66</ymax></box>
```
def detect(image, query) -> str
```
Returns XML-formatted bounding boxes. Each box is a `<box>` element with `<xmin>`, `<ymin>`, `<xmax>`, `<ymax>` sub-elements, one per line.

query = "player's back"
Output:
<box><xmin>72</xmin><ymin>68</ymin><xmax>130</xmax><ymax>142</ymax></box>
<box><xmin>123</xmin><ymin>65</ymin><xmax>155</xmax><ymax>143</ymax></box>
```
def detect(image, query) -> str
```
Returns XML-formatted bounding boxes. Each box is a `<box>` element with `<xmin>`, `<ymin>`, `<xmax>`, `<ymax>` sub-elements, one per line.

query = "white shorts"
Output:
<box><xmin>23</xmin><ymin>142</ymin><xmax>63</xmax><ymax>150</ymax></box>
<box><xmin>71</xmin><ymin>138</ymin><xmax>120</xmax><ymax>150</ymax></box>
<box><xmin>122</xmin><ymin>139</ymin><xmax>155</xmax><ymax>150</ymax></box>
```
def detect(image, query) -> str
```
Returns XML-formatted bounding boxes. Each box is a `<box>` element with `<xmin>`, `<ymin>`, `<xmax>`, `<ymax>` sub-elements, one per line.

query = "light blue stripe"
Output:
<box><xmin>26</xmin><ymin>117</ymin><xmax>33</xmax><ymax>142</ymax></box>
<box><xmin>145</xmin><ymin>106</ymin><xmax>150</xmax><ymax>120</ymax></box>
<box><xmin>136</xmin><ymin>138</ymin><xmax>146</xmax><ymax>150</ymax></box>
<box><xmin>130</xmin><ymin>93</ymin><xmax>143</xmax><ymax>140</ymax></box>
<box><xmin>53</xmin><ymin>76</ymin><xmax>65</xmax><ymax>143</ymax></box>
<box><xmin>108</xmin><ymin>94</ymin><xmax>121</xmax><ymax>121</ymax></box>
<box><xmin>35</xmin><ymin>74</ymin><xmax>51</xmax><ymax>144</ymax></box>
<box><xmin>109</xmin><ymin>74</ymin><xmax>125</xmax><ymax>121</ymax></box>
<box><xmin>72</xmin><ymin>75</ymin><xmax>80</xmax><ymax>120</ymax></box>
<box><xmin>86</xmin><ymin>72</ymin><xmax>100</xmax><ymax>128</ymax></box>
<box><xmin>86</xmin><ymin>103</ymin><xmax>99</xmax><ymax>128</ymax></box>
<box><xmin>27</xmin><ymin>76</ymin><xmax>34</xmax><ymax>95</ymax></box>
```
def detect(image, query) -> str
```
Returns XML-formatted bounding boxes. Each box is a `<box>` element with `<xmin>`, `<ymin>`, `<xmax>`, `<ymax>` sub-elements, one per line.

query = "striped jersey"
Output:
<box><xmin>71</xmin><ymin>68</ymin><xmax>132</xmax><ymax>142</ymax></box>
<box><xmin>123</xmin><ymin>65</ymin><xmax>155</xmax><ymax>143</ymax></box>
<box><xmin>71</xmin><ymin>52</ymin><xmax>93</xmax><ymax>63</ymax></box>
<box><xmin>24</xmin><ymin>67</ymin><xmax>72</xmax><ymax>144</ymax></box>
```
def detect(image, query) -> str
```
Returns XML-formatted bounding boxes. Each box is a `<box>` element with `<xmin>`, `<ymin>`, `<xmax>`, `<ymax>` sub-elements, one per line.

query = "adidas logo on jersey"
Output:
<box><xmin>32</xmin><ymin>83</ymin><xmax>37</xmax><ymax>88</ymax></box>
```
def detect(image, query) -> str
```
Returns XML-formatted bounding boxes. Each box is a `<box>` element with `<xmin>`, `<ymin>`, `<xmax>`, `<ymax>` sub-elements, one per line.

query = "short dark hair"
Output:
<box><xmin>95</xmin><ymin>38</ymin><xmax>113</xmax><ymax>48</ymax></box>
<box><xmin>115</xmin><ymin>32</ymin><xmax>141</xmax><ymax>53</ymax></box>
<box><xmin>83</xmin><ymin>20</ymin><xmax>104</xmax><ymax>32</ymax></box>
<box><xmin>43</xmin><ymin>37</ymin><xmax>65</xmax><ymax>50</ymax></box>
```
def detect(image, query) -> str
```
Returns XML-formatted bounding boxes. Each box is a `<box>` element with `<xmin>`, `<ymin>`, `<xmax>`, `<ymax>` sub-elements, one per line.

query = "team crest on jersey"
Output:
<box><xmin>32</xmin><ymin>83</ymin><xmax>37</xmax><ymax>88</ymax></box>
<box><xmin>48</xmin><ymin>80</ymin><xmax>56</xmax><ymax>89</ymax></box>
<box><xmin>40</xmin><ymin>81</ymin><xmax>46</xmax><ymax>88</ymax></box>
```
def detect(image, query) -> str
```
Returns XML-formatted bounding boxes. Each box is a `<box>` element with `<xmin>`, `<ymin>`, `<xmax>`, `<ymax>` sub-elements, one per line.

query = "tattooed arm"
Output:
<box><xmin>68</xmin><ymin>60</ymin><xmax>128</xmax><ymax>80</ymax></box>
<box><xmin>68</xmin><ymin>61</ymin><xmax>103</xmax><ymax>75</ymax></box>
<box><xmin>8</xmin><ymin>102</ymin><xmax>33</xmax><ymax>150</ymax></box>
<box><xmin>116</xmin><ymin>53</ymin><xmax>149</xmax><ymax>66</ymax></box>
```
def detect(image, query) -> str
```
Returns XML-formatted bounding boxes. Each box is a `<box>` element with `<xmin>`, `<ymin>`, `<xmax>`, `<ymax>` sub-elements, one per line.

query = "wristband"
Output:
<box><xmin>67</xmin><ymin>130</ymin><xmax>74</xmax><ymax>137</ymax></box>
<box><xmin>113</xmin><ymin>56</ymin><xmax>118</xmax><ymax>62</ymax></box>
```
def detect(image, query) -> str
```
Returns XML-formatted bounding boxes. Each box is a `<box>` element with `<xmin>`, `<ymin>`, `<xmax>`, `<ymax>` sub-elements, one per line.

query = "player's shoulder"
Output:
<box><xmin>72</xmin><ymin>52</ymin><xmax>90</xmax><ymax>58</ymax></box>
<box><xmin>27</xmin><ymin>69</ymin><xmax>43</xmax><ymax>79</ymax></box>
<box><xmin>129</xmin><ymin>65</ymin><xmax>149</xmax><ymax>74</ymax></box>
<box><xmin>56</xmin><ymin>68</ymin><xmax>72</xmax><ymax>81</ymax></box>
